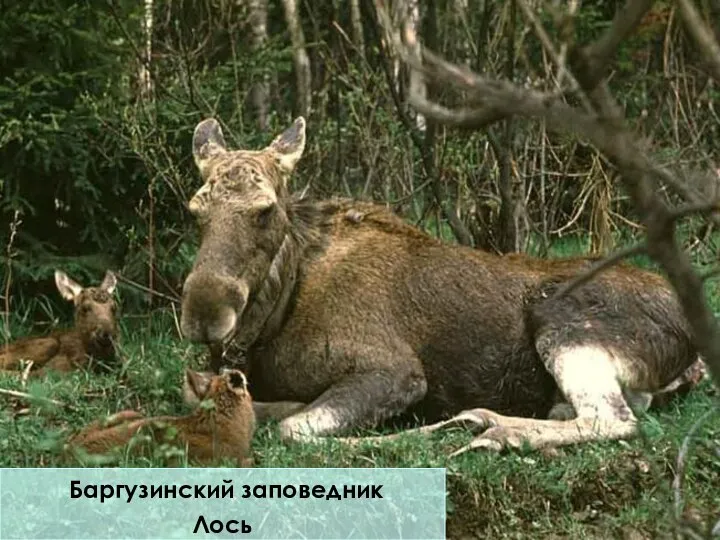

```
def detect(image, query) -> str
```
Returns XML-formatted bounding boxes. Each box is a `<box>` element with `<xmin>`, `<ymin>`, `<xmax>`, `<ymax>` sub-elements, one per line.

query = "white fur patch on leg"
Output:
<box><xmin>279</xmin><ymin>405</ymin><xmax>344</xmax><ymax>442</ymax></box>
<box><xmin>549</xmin><ymin>345</ymin><xmax>635</xmax><ymax>422</ymax></box>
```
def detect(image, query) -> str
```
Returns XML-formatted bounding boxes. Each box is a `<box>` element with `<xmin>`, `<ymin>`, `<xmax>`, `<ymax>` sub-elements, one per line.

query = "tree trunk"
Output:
<box><xmin>452</xmin><ymin>0</ymin><xmax>470</xmax><ymax>64</ymax></box>
<box><xmin>281</xmin><ymin>0</ymin><xmax>312</xmax><ymax>117</ymax></box>
<box><xmin>406</xmin><ymin>0</ymin><xmax>426</xmax><ymax>132</ymax></box>
<box><xmin>497</xmin><ymin>0</ymin><xmax>526</xmax><ymax>253</ymax></box>
<box><xmin>138</xmin><ymin>0</ymin><xmax>154</xmax><ymax>100</ymax></box>
<box><xmin>247</xmin><ymin>0</ymin><xmax>270</xmax><ymax>131</ymax></box>
<box><xmin>350</xmin><ymin>0</ymin><xmax>365</xmax><ymax>59</ymax></box>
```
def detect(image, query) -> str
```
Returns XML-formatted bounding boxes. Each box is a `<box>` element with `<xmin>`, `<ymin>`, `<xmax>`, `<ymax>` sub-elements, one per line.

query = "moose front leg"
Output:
<box><xmin>278</xmin><ymin>368</ymin><xmax>427</xmax><ymax>443</ymax></box>
<box><xmin>253</xmin><ymin>401</ymin><xmax>307</xmax><ymax>424</ymax></box>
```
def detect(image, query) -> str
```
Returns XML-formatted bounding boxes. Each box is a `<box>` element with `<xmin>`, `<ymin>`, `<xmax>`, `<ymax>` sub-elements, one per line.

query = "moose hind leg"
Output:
<box><xmin>278</xmin><ymin>366</ymin><xmax>427</xmax><ymax>443</ymax></box>
<box><xmin>543</xmin><ymin>344</ymin><xmax>638</xmax><ymax>426</ymax></box>
<box><xmin>448</xmin><ymin>344</ymin><xmax>640</xmax><ymax>454</ymax></box>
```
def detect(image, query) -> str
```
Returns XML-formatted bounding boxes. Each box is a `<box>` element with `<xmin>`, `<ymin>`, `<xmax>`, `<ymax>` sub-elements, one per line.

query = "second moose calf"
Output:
<box><xmin>67</xmin><ymin>369</ymin><xmax>256</xmax><ymax>466</ymax></box>
<box><xmin>0</xmin><ymin>270</ymin><xmax>119</xmax><ymax>376</ymax></box>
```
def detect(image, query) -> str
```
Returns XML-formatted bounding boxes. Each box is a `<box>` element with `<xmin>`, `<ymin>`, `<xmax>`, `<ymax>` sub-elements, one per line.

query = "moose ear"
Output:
<box><xmin>100</xmin><ymin>270</ymin><xmax>117</xmax><ymax>295</ymax></box>
<box><xmin>268</xmin><ymin>117</ymin><xmax>306</xmax><ymax>173</ymax></box>
<box><xmin>183</xmin><ymin>369</ymin><xmax>212</xmax><ymax>406</ymax></box>
<box><xmin>54</xmin><ymin>270</ymin><xmax>83</xmax><ymax>302</ymax></box>
<box><xmin>192</xmin><ymin>118</ymin><xmax>228</xmax><ymax>176</ymax></box>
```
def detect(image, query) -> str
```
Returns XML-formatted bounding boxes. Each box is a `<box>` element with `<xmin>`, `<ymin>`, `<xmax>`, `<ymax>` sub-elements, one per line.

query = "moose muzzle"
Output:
<box><xmin>180</xmin><ymin>271</ymin><xmax>249</xmax><ymax>344</ymax></box>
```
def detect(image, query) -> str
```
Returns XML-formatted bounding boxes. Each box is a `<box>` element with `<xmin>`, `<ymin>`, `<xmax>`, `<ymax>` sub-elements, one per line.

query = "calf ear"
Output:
<box><xmin>222</xmin><ymin>368</ymin><xmax>249</xmax><ymax>395</ymax></box>
<box><xmin>183</xmin><ymin>369</ymin><xmax>212</xmax><ymax>405</ymax></box>
<box><xmin>100</xmin><ymin>271</ymin><xmax>117</xmax><ymax>295</ymax></box>
<box><xmin>268</xmin><ymin>117</ymin><xmax>306</xmax><ymax>174</ymax></box>
<box><xmin>54</xmin><ymin>270</ymin><xmax>83</xmax><ymax>302</ymax></box>
<box><xmin>192</xmin><ymin>118</ymin><xmax>228</xmax><ymax>177</ymax></box>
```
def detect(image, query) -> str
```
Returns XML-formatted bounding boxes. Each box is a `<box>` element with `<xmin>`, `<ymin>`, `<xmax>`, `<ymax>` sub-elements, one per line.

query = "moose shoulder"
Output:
<box><xmin>180</xmin><ymin>116</ymin><xmax>700</xmax><ymax>452</ymax></box>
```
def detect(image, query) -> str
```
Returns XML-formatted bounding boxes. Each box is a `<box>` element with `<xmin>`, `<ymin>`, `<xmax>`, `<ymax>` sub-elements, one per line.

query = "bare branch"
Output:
<box><xmin>115</xmin><ymin>273</ymin><xmax>181</xmax><ymax>304</ymax></box>
<box><xmin>515</xmin><ymin>0</ymin><xmax>592</xmax><ymax>112</ymax></box>
<box><xmin>409</xmin><ymin>97</ymin><xmax>507</xmax><ymax>129</ymax></box>
<box><xmin>673</xmin><ymin>408</ymin><xmax>717</xmax><ymax>526</ymax></box>
<box><xmin>570</xmin><ymin>0</ymin><xmax>657</xmax><ymax>91</ymax></box>
<box><xmin>376</xmin><ymin>0</ymin><xmax>720</xmax><ymax>389</ymax></box>
<box><xmin>676</xmin><ymin>0</ymin><xmax>720</xmax><ymax>84</ymax></box>
<box><xmin>567</xmin><ymin>0</ymin><xmax>656</xmax><ymax>119</ymax></box>
<box><xmin>668</xmin><ymin>201</ymin><xmax>720</xmax><ymax>222</ymax></box>
<box><xmin>554</xmin><ymin>244</ymin><xmax>647</xmax><ymax>299</ymax></box>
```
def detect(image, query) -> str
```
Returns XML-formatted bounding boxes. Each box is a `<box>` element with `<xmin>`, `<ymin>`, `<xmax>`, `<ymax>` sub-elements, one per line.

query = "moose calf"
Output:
<box><xmin>0</xmin><ymin>270</ymin><xmax>118</xmax><ymax>376</ymax></box>
<box><xmin>66</xmin><ymin>369</ymin><xmax>256</xmax><ymax>466</ymax></box>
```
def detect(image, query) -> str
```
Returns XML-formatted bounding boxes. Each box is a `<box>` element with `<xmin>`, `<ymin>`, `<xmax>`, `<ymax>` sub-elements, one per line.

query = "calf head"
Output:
<box><xmin>180</xmin><ymin>117</ymin><xmax>306</xmax><ymax>345</ymax></box>
<box><xmin>54</xmin><ymin>270</ymin><xmax>119</xmax><ymax>350</ymax></box>
<box><xmin>183</xmin><ymin>368</ymin><xmax>252</xmax><ymax>412</ymax></box>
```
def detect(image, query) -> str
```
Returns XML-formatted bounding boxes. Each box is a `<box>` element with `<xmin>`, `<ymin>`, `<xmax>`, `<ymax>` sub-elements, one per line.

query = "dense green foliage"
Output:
<box><xmin>2</xmin><ymin>0</ymin><xmax>719</xmax><ymax>319</ymax></box>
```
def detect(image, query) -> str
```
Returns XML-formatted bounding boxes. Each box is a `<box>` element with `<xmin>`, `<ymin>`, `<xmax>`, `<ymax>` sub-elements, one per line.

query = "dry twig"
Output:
<box><xmin>554</xmin><ymin>243</ymin><xmax>647</xmax><ymax>298</ymax></box>
<box><xmin>20</xmin><ymin>360</ymin><xmax>34</xmax><ymax>388</ymax></box>
<box><xmin>0</xmin><ymin>388</ymin><xmax>66</xmax><ymax>408</ymax></box>
<box><xmin>115</xmin><ymin>272</ymin><xmax>181</xmax><ymax>304</ymax></box>
<box><xmin>672</xmin><ymin>408</ymin><xmax>717</xmax><ymax>531</ymax></box>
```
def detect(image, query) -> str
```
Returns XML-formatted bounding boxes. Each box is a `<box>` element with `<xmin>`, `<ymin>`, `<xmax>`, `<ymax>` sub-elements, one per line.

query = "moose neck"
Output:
<box><xmin>235</xmin><ymin>233</ymin><xmax>300</xmax><ymax>350</ymax></box>
<box><xmin>233</xmin><ymin>193</ymin><xmax>333</xmax><ymax>352</ymax></box>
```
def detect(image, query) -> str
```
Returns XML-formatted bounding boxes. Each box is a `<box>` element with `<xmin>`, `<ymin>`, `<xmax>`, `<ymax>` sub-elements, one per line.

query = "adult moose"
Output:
<box><xmin>180</xmin><ymin>116</ymin><xmax>702</xmax><ymax>454</ymax></box>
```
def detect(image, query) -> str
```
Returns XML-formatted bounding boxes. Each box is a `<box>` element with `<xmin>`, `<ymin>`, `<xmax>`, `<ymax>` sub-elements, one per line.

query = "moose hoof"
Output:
<box><xmin>443</xmin><ymin>408</ymin><xmax>502</xmax><ymax>434</ymax></box>
<box><xmin>449</xmin><ymin>426</ymin><xmax>525</xmax><ymax>457</ymax></box>
<box><xmin>278</xmin><ymin>417</ymin><xmax>316</xmax><ymax>443</ymax></box>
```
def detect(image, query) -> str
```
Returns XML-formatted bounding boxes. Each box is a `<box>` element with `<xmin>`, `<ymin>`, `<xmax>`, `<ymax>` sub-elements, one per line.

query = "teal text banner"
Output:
<box><xmin>0</xmin><ymin>467</ymin><xmax>446</xmax><ymax>539</ymax></box>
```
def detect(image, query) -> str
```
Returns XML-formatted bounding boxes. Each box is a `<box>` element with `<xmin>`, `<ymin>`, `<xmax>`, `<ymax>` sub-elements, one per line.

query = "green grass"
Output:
<box><xmin>1</xmin><ymin>233</ymin><xmax>720</xmax><ymax>538</ymax></box>
<box><xmin>0</xmin><ymin>313</ymin><xmax>717</xmax><ymax>537</ymax></box>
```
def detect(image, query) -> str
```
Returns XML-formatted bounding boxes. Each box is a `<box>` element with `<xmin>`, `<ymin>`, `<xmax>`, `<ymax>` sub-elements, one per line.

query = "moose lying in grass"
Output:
<box><xmin>179</xmin><ymin>116</ymin><xmax>709</xmax><ymax>455</ymax></box>
<box><xmin>0</xmin><ymin>270</ymin><xmax>119</xmax><ymax>377</ymax></box>
<box><xmin>67</xmin><ymin>368</ymin><xmax>255</xmax><ymax>466</ymax></box>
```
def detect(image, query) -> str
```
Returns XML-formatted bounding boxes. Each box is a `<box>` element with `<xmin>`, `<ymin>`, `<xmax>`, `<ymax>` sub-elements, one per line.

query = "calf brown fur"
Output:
<box><xmin>179</xmin><ymin>116</ymin><xmax>707</xmax><ymax>454</ymax></box>
<box><xmin>0</xmin><ymin>270</ymin><xmax>118</xmax><ymax>376</ymax></box>
<box><xmin>67</xmin><ymin>369</ymin><xmax>255</xmax><ymax>466</ymax></box>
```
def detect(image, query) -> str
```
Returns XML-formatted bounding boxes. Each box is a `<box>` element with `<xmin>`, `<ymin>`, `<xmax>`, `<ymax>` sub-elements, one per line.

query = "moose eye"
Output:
<box><xmin>255</xmin><ymin>204</ymin><xmax>276</xmax><ymax>228</ymax></box>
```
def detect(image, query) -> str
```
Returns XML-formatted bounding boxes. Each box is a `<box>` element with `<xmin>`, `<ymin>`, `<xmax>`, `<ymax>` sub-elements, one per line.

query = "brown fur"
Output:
<box><xmin>0</xmin><ymin>270</ymin><xmax>119</xmax><ymax>376</ymax></box>
<box><xmin>178</xmin><ymin>117</ymin><xmax>704</xmax><ymax>452</ymax></box>
<box><xmin>66</xmin><ymin>369</ymin><xmax>256</xmax><ymax>466</ymax></box>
